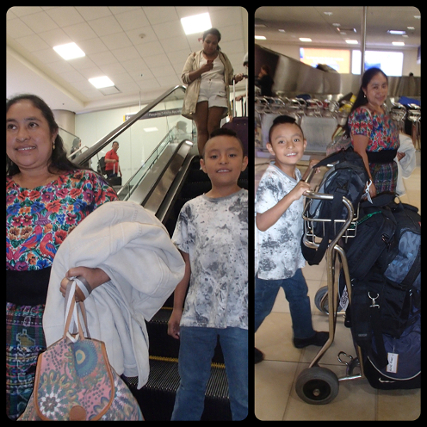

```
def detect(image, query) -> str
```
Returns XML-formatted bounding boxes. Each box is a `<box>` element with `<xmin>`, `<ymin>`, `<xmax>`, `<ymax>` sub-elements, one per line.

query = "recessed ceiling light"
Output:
<box><xmin>255</xmin><ymin>35</ymin><xmax>266</xmax><ymax>40</ymax></box>
<box><xmin>278</xmin><ymin>29</ymin><xmax>286</xmax><ymax>33</ymax></box>
<box><xmin>387</xmin><ymin>30</ymin><xmax>406</xmax><ymax>35</ymax></box>
<box><xmin>345</xmin><ymin>39</ymin><xmax>359</xmax><ymax>44</ymax></box>
<box><xmin>299</xmin><ymin>38</ymin><xmax>312</xmax><ymax>42</ymax></box>
<box><xmin>324</xmin><ymin>12</ymin><xmax>333</xmax><ymax>16</ymax></box>
<box><xmin>332</xmin><ymin>23</ymin><xmax>341</xmax><ymax>27</ymax></box>
<box><xmin>53</xmin><ymin>42</ymin><xmax>85</xmax><ymax>60</ymax></box>
<box><xmin>89</xmin><ymin>76</ymin><xmax>115</xmax><ymax>89</ymax></box>
<box><xmin>181</xmin><ymin>12</ymin><xmax>212</xmax><ymax>35</ymax></box>
<box><xmin>392</xmin><ymin>41</ymin><xmax>405</xmax><ymax>46</ymax></box>
<box><xmin>407</xmin><ymin>26</ymin><xmax>415</xmax><ymax>30</ymax></box>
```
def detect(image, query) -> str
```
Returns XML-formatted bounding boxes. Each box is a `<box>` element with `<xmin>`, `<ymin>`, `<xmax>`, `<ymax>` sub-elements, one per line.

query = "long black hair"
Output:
<box><xmin>343</xmin><ymin>67</ymin><xmax>388</xmax><ymax>136</ymax></box>
<box><xmin>6</xmin><ymin>94</ymin><xmax>78</xmax><ymax>176</ymax></box>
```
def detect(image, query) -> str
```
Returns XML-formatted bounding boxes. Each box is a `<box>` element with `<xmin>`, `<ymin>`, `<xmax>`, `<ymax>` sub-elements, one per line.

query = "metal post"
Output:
<box><xmin>361</xmin><ymin>7</ymin><xmax>367</xmax><ymax>75</ymax></box>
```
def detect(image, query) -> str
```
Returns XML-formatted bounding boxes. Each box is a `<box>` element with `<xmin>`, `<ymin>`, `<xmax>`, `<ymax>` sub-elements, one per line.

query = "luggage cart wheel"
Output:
<box><xmin>295</xmin><ymin>367</ymin><xmax>339</xmax><ymax>405</ymax></box>
<box><xmin>314</xmin><ymin>286</ymin><xmax>342</xmax><ymax>315</ymax></box>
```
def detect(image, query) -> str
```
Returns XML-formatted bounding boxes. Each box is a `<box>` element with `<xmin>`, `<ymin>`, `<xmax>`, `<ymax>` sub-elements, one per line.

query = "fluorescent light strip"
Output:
<box><xmin>89</xmin><ymin>76</ymin><xmax>115</xmax><ymax>89</ymax></box>
<box><xmin>181</xmin><ymin>13</ymin><xmax>212</xmax><ymax>35</ymax></box>
<box><xmin>53</xmin><ymin>42</ymin><xmax>85</xmax><ymax>60</ymax></box>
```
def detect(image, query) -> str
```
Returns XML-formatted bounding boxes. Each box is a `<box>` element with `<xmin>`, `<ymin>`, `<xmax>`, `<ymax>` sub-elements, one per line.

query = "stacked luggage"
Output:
<box><xmin>300</xmin><ymin>148</ymin><xmax>420</xmax><ymax>404</ymax></box>
<box><xmin>342</xmin><ymin>193</ymin><xmax>421</xmax><ymax>389</ymax></box>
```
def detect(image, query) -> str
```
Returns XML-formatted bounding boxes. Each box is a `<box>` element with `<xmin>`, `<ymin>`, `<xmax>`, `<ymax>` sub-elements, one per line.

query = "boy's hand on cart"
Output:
<box><xmin>291</xmin><ymin>180</ymin><xmax>311</xmax><ymax>200</ymax></box>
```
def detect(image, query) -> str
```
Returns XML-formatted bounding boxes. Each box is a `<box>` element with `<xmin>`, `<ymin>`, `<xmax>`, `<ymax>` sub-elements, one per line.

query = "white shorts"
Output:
<box><xmin>198</xmin><ymin>79</ymin><xmax>227</xmax><ymax>109</ymax></box>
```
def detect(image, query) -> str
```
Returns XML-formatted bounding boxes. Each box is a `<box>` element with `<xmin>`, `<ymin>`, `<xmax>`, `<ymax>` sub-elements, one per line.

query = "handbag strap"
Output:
<box><xmin>63</xmin><ymin>279</ymin><xmax>90</xmax><ymax>342</ymax></box>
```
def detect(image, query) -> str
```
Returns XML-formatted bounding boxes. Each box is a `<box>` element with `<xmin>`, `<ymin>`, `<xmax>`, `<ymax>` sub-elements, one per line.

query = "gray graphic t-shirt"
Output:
<box><xmin>255</xmin><ymin>164</ymin><xmax>306</xmax><ymax>280</ymax></box>
<box><xmin>172</xmin><ymin>189</ymin><xmax>248</xmax><ymax>330</ymax></box>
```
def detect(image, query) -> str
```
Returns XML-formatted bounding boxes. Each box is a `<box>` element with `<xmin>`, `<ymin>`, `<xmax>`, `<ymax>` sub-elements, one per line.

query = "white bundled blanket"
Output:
<box><xmin>43</xmin><ymin>201</ymin><xmax>185</xmax><ymax>389</ymax></box>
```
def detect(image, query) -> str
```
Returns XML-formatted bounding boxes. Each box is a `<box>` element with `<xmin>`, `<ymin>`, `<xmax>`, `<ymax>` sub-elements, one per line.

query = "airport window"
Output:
<box><xmin>299</xmin><ymin>48</ymin><xmax>350</xmax><ymax>73</ymax></box>
<box><xmin>351</xmin><ymin>50</ymin><xmax>404</xmax><ymax>76</ymax></box>
<box><xmin>300</xmin><ymin>48</ymin><xmax>404</xmax><ymax>77</ymax></box>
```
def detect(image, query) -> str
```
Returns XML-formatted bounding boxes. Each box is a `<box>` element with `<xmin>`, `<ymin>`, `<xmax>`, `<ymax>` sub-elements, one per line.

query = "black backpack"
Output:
<box><xmin>302</xmin><ymin>148</ymin><xmax>369</xmax><ymax>265</ymax></box>
<box><xmin>342</xmin><ymin>194</ymin><xmax>421</xmax><ymax>388</ymax></box>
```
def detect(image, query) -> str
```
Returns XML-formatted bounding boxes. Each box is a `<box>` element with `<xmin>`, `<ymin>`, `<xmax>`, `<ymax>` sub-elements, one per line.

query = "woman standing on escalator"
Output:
<box><xmin>181</xmin><ymin>27</ymin><xmax>244</xmax><ymax>155</ymax></box>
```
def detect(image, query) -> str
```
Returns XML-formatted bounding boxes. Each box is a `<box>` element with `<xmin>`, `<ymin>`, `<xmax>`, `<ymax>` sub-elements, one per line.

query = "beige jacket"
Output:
<box><xmin>181</xmin><ymin>49</ymin><xmax>234</xmax><ymax>120</ymax></box>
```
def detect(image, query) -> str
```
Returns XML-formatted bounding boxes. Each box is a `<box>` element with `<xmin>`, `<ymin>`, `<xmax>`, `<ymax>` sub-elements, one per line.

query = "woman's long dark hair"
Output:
<box><xmin>6</xmin><ymin>94</ymin><xmax>79</xmax><ymax>177</ymax></box>
<box><xmin>343</xmin><ymin>67</ymin><xmax>388</xmax><ymax>136</ymax></box>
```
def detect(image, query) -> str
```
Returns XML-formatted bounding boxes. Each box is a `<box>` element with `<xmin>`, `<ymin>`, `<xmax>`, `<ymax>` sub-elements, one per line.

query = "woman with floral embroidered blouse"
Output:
<box><xmin>6</xmin><ymin>94</ymin><xmax>118</xmax><ymax>420</ymax></box>
<box><xmin>344</xmin><ymin>67</ymin><xmax>401</xmax><ymax>199</ymax></box>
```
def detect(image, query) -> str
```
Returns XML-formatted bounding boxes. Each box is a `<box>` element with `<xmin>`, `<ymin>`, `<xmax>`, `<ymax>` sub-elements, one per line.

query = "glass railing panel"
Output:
<box><xmin>58</xmin><ymin>127</ymin><xmax>81</xmax><ymax>158</ymax></box>
<box><xmin>74</xmin><ymin>85</ymin><xmax>187</xmax><ymax>169</ymax></box>
<box><xmin>81</xmin><ymin>86</ymin><xmax>193</xmax><ymax>184</ymax></box>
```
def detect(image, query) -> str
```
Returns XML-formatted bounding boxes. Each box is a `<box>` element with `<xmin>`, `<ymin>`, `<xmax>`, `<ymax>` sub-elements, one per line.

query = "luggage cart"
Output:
<box><xmin>295</xmin><ymin>170</ymin><xmax>364</xmax><ymax>405</ymax></box>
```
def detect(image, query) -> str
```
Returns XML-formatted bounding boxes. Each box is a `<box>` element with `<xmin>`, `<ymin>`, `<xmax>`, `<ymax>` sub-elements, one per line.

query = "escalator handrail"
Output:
<box><xmin>73</xmin><ymin>85</ymin><xmax>187</xmax><ymax>166</ymax></box>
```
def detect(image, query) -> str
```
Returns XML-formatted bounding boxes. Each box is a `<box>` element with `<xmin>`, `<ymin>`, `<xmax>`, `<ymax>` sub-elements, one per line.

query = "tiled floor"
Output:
<box><xmin>254</xmin><ymin>150</ymin><xmax>421</xmax><ymax>421</ymax></box>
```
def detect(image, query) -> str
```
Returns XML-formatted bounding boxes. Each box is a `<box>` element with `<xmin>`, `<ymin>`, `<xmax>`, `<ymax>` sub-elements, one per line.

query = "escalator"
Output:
<box><xmin>73</xmin><ymin>85</ymin><xmax>248</xmax><ymax>421</ymax></box>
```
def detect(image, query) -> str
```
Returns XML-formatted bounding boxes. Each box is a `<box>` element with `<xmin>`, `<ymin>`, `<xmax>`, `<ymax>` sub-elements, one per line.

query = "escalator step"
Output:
<box><xmin>144</xmin><ymin>358</ymin><xmax>229</xmax><ymax>399</ymax></box>
<box><xmin>133</xmin><ymin>358</ymin><xmax>231</xmax><ymax>420</ymax></box>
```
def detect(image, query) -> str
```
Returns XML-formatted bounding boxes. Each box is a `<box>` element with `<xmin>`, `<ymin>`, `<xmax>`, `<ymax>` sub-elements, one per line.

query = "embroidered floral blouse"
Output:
<box><xmin>348</xmin><ymin>106</ymin><xmax>399</xmax><ymax>152</ymax></box>
<box><xmin>6</xmin><ymin>170</ymin><xmax>118</xmax><ymax>271</ymax></box>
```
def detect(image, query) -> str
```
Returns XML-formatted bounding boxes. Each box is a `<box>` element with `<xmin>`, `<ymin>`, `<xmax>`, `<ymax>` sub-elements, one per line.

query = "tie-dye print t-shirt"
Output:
<box><xmin>172</xmin><ymin>189</ymin><xmax>248</xmax><ymax>330</ymax></box>
<box><xmin>255</xmin><ymin>164</ymin><xmax>306</xmax><ymax>280</ymax></box>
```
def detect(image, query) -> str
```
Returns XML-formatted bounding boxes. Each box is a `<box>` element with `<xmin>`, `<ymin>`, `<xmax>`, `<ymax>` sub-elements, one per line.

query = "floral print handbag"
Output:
<box><xmin>18</xmin><ymin>280</ymin><xmax>143</xmax><ymax>421</ymax></box>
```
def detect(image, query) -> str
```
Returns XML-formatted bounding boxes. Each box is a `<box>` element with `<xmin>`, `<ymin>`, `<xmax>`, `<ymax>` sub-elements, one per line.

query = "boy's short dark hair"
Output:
<box><xmin>202</xmin><ymin>128</ymin><xmax>245</xmax><ymax>158</ymax></box>
<box><xmin>268</xmin><ymin>115</ymin><xmax>304</xmax><ymax>143</ymax></box>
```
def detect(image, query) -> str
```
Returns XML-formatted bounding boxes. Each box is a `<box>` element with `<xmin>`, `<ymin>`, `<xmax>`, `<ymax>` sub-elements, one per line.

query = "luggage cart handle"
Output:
<box><xmin>302</xmin><ymin>192</ymin><xmax>354</xmax><ymax>249</ymax></box>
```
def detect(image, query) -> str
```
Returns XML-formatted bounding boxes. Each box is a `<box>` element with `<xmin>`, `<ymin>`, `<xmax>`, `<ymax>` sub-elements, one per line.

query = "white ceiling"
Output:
<box><xmin>7</xmin><ymin>6</ymin><xmax>248</xmax><ymax>114</ymax></box>
<box><xmin>255</xmin><ymin>6</ymin><xmax>420</xmax><ymax>49</ymax></box>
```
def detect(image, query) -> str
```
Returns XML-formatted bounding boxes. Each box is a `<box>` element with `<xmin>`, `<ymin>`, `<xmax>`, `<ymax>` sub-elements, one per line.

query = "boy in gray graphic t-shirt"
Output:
<box><xmin>255</xmin><ymin>116</ymin><xmax>328</xmax><ymax>364</ymax></box>
<box><xmin>168</xmin><ymin>128</ymin><xmax>248</xmax><ymax>421</ymax></box>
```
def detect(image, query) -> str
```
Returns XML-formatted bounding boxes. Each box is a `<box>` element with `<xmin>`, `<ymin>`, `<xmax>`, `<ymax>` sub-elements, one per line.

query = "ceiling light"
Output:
<box><xmin>387</xmin><ymin>30</ymin><xmax>406</xmax><ymax>35</ymax></box>
<box><xmin>407</xmin><ymin>26</ymin><xmax>415</xmax><ymax>30</ymax></box>
<box><xmin>299</xmin><ymin>38</ymin><xmax>312</xmax><ymax>42</ymax></box>
<box><xmin>278</xmin><ymin>29</ymin><xmax>286</xmax><ymax>33</ymax></box>
<box><xmin>181</xmin><ymin>12</ymin><xmax>212</xmax><ymax>35</ymax></box>
<box><xmin>324</xmin><ymin>12</ymin><xmax>333</xmax><ymax>16</ymax></box>
<box><xmin>392</xmin><ymin>41</ymin><xmax>405</xmax><ymax>46</ymax></box>
<box><xmin>255</xmin><ymin>35</ymin><xmax>266</xmax><ymax>40</ymax></box>
<box><xmin>332</xmin><ymin>23</ymin><xmax>341</xmax><ymax>27</ymax></box>
<box><xmin>345</xmin><ymin>39</ymin><xmax>359</xmax><ymax>44</ymax></box>
<box><xmin>53</xmin><ymin>42</ymin><xmax>85</xmax><ymax>60</ymax></box>
<box><xmin>143</xmin><ymin>127</ymin><xmax>158</xmax><ymax>133</ymax></box>
<box><xmin>89</xmin><ymin>76</ymin><xmax>115</xmax><ymax>89</ymax></box>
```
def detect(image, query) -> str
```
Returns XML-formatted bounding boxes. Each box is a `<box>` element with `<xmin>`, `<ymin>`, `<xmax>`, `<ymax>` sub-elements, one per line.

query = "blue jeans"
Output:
<box><xmin>171</xmin><ymin>326</ymin><xmax>248</xmax><ymax>421</ymax></box>
<box><xmin>255</xmin><ymin>269</ymin><xmax>315</xmax><ymax>340</ymax></box>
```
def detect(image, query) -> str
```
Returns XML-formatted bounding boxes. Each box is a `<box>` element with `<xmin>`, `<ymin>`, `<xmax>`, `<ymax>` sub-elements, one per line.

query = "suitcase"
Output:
<box><xmin>222</xmin><ymin>75</ymin><xmax>248</xmax><ymax>155</ymax></box>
